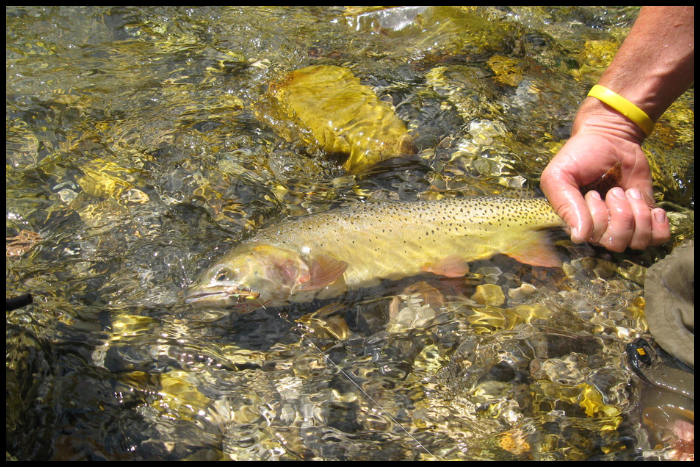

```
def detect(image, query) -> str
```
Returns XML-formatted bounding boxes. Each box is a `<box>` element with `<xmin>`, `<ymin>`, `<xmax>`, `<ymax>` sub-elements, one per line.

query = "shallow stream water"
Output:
<box><xmin>7</xmin><ymin>6</ymin><xmax>693</xmax><ymax>460</ymax></box>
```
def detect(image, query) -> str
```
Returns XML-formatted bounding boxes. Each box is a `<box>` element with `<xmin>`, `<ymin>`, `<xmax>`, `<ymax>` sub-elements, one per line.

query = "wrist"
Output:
<box><xmin>587</xmin><ymin>85</ymin><xmax>654</xmax><ymax>136</ymax></box>
<box><xmin>571</xmin><ymin>97</ymin><xmax>647</xmax><ymax>145</ymax></box>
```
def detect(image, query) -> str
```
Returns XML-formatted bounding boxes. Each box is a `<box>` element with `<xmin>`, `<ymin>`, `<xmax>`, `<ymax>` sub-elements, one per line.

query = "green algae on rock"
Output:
<box><xmin>265</xmin><ymin>65</ymin><xmax>415</xmax><ymax>173</ymax></box>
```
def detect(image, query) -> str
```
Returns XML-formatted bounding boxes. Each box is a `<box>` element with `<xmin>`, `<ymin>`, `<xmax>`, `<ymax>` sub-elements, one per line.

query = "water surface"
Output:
<box><xmin>7</xmin><ymin>6</ymin><xmax>693</xmax><ymax>460</ymax></box>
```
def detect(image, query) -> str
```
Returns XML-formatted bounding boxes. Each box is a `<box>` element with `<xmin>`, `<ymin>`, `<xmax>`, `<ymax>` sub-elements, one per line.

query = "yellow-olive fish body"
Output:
<box><xmin>185</xmin><ymin>196</ymin><xmax>565</xmax><ymax>310</ymax></box>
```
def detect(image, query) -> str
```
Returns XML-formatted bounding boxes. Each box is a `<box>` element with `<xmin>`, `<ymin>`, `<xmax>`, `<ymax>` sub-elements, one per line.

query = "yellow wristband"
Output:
<box><xmin>587</xmin><ymin>85</ymin><xmax>655</xmax><ymax>136</ymax></box>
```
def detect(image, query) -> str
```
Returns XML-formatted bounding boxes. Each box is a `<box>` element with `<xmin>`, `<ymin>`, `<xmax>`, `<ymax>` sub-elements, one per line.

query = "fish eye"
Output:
<box><xmin>214</xmin><ymin>268</ymin><xmax>231</xmax><ymax>282</ymax></box>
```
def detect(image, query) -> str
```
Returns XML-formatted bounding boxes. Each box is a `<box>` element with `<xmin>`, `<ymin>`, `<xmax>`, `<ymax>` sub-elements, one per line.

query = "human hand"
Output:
<box><xmin>541</xmin><ymin>101</ymin><xmax>670</xmax><ymax>252</ymax></box>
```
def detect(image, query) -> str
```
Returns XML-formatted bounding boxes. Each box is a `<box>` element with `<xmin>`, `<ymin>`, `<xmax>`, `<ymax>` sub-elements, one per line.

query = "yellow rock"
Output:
<box><xmin>472</xmin><ymin>283</ymin><xmax>505</xmax><ymax>306</ymax></box>
<box><xmin>498</xmin><ymin>428</ymin><xmax>531</xmax><ymax>456</ymax></box>
<box><xmin>577</xmin><ymin>383</ymin><xmax>621</xmax><ymax>419</ymax></box>
<box><xmin>77</xmin><ymin>164</ymin><xmax>133</xmax><ymax>199</ymax></box>
<box><xmin>487</xmin><ymin>55</ymin><xmax>525</xmax><ymax>87</ymax></box>
<box><xmin>582</xmin><ymin>40</ymin><xmax>620</xmax><ymax>68</ymax></box>
<box><xmin>297</xmin><ymin>303</ymin><xmax>350</xmax><ymax>341</ymax></box>
<box><xmin>266</xmin><ymin>65</ymin><xmax>415</xmax><ymax>173</ymax></box>
<box><xmin>155</xmin><ymin>371</ymin><xmax>211</xmax><ymax>421</ymax></box>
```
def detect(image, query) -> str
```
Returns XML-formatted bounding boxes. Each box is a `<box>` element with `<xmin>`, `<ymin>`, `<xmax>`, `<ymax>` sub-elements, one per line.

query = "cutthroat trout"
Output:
<box><xmin>186</xmin><ymin>196</ymin><xmax>565</xmax><ymax>310</ymax></box>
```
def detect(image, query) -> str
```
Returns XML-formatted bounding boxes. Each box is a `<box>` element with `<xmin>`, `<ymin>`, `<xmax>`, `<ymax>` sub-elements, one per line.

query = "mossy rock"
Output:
<box><xmin>266</xmin><ymin>65</ymin><xmax>415</xmax><ymax>173</ymax></box>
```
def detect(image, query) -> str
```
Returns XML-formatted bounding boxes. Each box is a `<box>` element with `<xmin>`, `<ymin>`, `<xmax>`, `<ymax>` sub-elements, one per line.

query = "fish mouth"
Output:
<box><xmin>185</xmin><ymin>285</ymin><xmax>261</xmax><ymax>307</ymax></box>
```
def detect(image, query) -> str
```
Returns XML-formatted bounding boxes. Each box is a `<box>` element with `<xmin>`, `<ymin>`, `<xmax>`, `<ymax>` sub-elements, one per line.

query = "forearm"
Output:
<box><xmin>577</xmin><ymin>6</ymin><xmax>694</xmax><ymax>140</ymax></box>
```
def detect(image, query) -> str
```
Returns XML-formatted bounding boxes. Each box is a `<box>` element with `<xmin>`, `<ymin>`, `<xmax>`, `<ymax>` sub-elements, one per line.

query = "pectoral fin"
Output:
<box><xmin>506</xmin><ymin>231</ymin><xmax>561</xmax><ymax>268</ymax></box>
<box><xmin>297</xmin><ymin>253</ymin><xmax>348</xmax><ymax>291</ymax></box>
<box><xmin>421</xmin><ymin>255</ymin><xmax>470</xmax><ymax>277</ymax></box>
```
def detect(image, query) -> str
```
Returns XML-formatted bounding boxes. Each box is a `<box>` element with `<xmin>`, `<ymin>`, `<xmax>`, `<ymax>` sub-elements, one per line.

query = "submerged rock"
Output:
<box><xmin>264</xmin><ymin>65</ymin><xmax>415</xmax><ymax>173</ymax></box>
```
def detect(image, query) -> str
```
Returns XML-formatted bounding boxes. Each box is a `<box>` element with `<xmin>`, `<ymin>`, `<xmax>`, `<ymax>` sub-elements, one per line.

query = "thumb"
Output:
<box><xmin>541</xmin><ymin>168</ymin><xmax>593</xmax><ymax>244</ymax></box>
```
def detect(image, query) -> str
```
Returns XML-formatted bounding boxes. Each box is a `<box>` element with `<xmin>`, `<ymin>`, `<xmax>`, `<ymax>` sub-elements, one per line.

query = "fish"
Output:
<box><xmin>185</xmin><ymin>196</ymin><xmax>565</xmax><ymax>310</ymax></box>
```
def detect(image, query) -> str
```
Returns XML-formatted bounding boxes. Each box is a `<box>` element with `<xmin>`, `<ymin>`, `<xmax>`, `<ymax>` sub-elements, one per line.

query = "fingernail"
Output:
<box><xmin>611</xmin><ymin>187</ymin><xmax>626</xmax><ymax>199</ymax></box>
<box><xmin>653</xmin><ymin>209</ymin><xmax>667</xmax><ymax>224</ymax></box>
<box><xmin>588</xmin><ymin>190</ymin><xmax>601</xmax><ymax>201</ymax></box>
<box><xmin>627</xmin><ymin>188</ymin><xmax>641</xmax><ymax>200</ymax></box>
<box><xmin>642</xmin><ymin>190</ymin><xmax>656</xmax><ymax>206</ymax></box>
<box><xmin>570</xmin><ymin>226</ymin><xmax>581</xmax><ymax>243</ymax></box>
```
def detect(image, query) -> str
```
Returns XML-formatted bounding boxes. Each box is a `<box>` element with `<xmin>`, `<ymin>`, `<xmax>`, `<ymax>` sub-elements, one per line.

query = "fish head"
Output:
<box><xmin>185</xmin><ymin>244</ymin><xmax>310</xmax><ymax>310</ymax></box>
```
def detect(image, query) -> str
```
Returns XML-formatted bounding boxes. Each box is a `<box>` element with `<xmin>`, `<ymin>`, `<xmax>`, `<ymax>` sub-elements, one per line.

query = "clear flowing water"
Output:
<box><xmin>7</xmin><ymin>6</ymin><xmax>693</xmax><ymax>460</ymax></box>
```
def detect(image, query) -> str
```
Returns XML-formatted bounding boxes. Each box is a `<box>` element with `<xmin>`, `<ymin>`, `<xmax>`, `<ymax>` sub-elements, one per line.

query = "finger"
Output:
<box><xmin>600</xmin><ymin>187</ymin><xmax>635</xmax><ymax>252</ymax></box>
<box><xmin>625</xmin><ymin>188</ymin><xmax>653</xmax><ymax>250</ymax></box>
<box><xmin>543</xmin><ymin>184</ymin><xmax>592</xmax><ymax>244</ymax></box>
<box><xmin>541</xmin><ymin>163</ymin><xmax>593</xmax><ymax>244</ymax></box>
<box><xmin>584</xmin><ymin>190</ymin><xmax>610</xmax><ymax>244</ymax></box>
<box><xmin>563</xmin><ymin>193</ymin><xmax>593</xmax><ymax>245</ymax></box>
<box><xmin>650</xmin><ymin>208</ymin><xmax>671</xmax><ymax>246</ymax></box>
